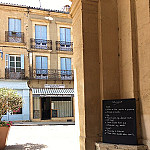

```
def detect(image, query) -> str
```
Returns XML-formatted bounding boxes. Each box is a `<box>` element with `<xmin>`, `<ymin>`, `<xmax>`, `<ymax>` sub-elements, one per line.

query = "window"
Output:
<box><xmin>36</xmin><ymin>56</ymin><xmax>48</xmax><ymax>79</ymax></box>
<box><xmin>61</xmin><ymin>58</ymin><xmax>72</xmax><ymax>80</ymax></box>
<box><xmin>10</xmin><ymin>55</ymin><xmax>21</xmax><ymax>72</ymax></box>
<box><xmin>51</xmin><ymin>97</ymin><xmax>73</xmax><ymax>118</ymax></box>
<box><xmin>35</xmin><ymin>25</ymin><xmax>47</xmax><ymax>48</ymax></box>
<box><xmin>9</xmin><ymin>18</ymin><xmax>21</xmax><ymax>32</ymax></box>
<box><xmin>5</xmin><ymin>54</ymin><xmax>24</xmax><ymax>79</ymax></box>
<box><xmin>60</xmin><ymin>28</ymin><xmax>71</xmax><ymax>48</ymax></box>
<box><xmin>5</xmin><ymin>54</ymin><xmax>24</xmax><ymax>72</ymax></box>
<box><xmin>61</xmin><ymin>58</ymin><xmax>71</xmax><ymax>70</ymax></box>
<box><xmin>8</xmin><ymin>18</ymin><xmax>22</xmax><ymax>43</ymax></box>
<box><xmin>33</xmin><ymin>97</ymin><xmax>40</xmax><ymax>119</ymax></box>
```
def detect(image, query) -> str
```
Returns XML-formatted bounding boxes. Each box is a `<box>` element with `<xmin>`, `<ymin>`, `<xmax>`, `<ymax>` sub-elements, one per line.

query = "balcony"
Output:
<box><xmin>31</xmin><ymin>69</ymin><xmax>74</xmax><ymax>81</ymax></box>
<box><xmin>5</xmin><ymin>68</ymin><xmax>25</xmax><ymax>79</ymax></box>
<box><xmin>56</xmin><ymin>41</ymin><xmax>73</xmax><ymax>52</ymax></box>
<box><xmin>30</xmin><ymin>38</ymin><xmax>52</xmax><ymax>50</ymax></box>
<box><xmin>5</xmin><ymin>31</ymin><xmax>24</xmax><ymax>43</ymax></box>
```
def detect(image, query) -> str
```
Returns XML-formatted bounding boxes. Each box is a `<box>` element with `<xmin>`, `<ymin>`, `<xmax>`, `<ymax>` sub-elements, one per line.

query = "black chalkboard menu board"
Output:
<box><xmin>103</xmin><ymin>98</ymin><xmax>137</xmax><ymax>145</ymax></box>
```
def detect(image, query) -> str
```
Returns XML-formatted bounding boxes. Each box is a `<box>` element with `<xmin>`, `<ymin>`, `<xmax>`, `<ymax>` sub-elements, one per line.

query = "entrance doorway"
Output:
<box><xmin>41</xmin><ymin>97</ymin><xmax>51</xmax><ymax>120</ymax></box>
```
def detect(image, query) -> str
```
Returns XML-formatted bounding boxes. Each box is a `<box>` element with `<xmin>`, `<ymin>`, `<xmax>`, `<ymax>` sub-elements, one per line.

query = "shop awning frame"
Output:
<box><xmin>32</xmin><ymin>88</ymin><xmax>74</xmax><ymax>96</ymax></box>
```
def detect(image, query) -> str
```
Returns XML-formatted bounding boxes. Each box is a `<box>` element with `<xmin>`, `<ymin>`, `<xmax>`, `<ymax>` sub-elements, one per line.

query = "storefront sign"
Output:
<box><xmin>44</xmin><ymin>84</ymin><xmax>65</xmax><ymax>88</ymax></box>
<box><xmin>33</xmin><ymin>94</ymin><xmax>73</xmax><ymax>97</ymax></box>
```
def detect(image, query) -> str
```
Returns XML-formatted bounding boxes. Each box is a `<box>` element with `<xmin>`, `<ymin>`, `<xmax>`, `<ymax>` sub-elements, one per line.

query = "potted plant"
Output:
<box><xmin>0</xmin><ymin>88</ymin><xmax>22</xmax><ymax>150</ymax></box>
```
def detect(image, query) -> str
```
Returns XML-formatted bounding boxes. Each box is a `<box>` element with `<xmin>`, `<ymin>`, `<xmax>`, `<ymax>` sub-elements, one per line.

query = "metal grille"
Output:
<box><xmin>30</xmin><ymin>38</ymin><xmax>52</xmax><ymax>50</ymax></box>
<box><xmin>56</xmin><ymin>41</ymin><xmax>73</xmax><ymax>52</ymax></box>
<box><xmin>5</xmin><ymin>68</ymin><xmax>25</xmax><ymax>79</ymax></box>
<box><xmin>5</xmin><ymin>31</ymin><xmax>24</xmax><ymax>43</ymax></box>
<box><xmin>31</xmin><ymin>69</ymin><xmax>74</xmax><ymax>81</ymax></box>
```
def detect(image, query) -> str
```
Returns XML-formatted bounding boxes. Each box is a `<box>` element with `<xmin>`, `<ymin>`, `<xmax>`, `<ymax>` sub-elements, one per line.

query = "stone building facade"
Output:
<box><xmin>0</xmin><ymin>3</ymin><xmax>74</xmax><ymax>122</ymax></box>
<box><xmin>70</xmin><ymin>0</ymin><xmax>150</xmax><ymax>150</ymax></box>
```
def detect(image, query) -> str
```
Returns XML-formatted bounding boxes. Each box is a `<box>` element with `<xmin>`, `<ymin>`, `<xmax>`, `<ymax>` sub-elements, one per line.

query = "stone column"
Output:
<box><xmin>134</xmin><ymin>0</ymin><xmax>150</xmax><ymax>148</ymax></box>
<box><xmin>71</xmin><ymin>0</ymin><xmax>101</xmax><ymax>150</ymax></box>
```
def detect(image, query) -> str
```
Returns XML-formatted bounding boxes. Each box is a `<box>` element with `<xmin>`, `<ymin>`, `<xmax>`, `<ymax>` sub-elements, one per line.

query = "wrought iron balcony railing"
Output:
<box><xmin>31</xmin><ymin>69</ymin><xmax>74</xmax><ymax>81</ymax></box>
<box><xmin>56</xmin><ymin>41</ymin><xmax>73</xmax><ymax>52</ymax></box>
<box><xmin>30</xmin><ymin>38</ymin><xmax>52</xmax><ymax>50</ymax></box>
<box><xmin>5</xmin><ymin>31</ymin><xmax>24</xmax><ymax>43</ymax></box>
<box><xmin>5</xmin><ymin>68</ymin><xmax>25</xmax><ymax>79</ymax></box>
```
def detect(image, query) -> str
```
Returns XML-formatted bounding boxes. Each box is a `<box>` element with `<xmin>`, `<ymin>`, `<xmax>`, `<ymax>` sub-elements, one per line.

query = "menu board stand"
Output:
<box><xmin>103</xmin><ymin>98</ymin><xmax>137</xmax><ymax>145</ymax></box>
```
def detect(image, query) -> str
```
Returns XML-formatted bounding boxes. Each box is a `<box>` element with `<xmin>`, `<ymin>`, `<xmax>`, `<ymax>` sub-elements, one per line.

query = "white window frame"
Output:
<box><xmin>9</xmin><ymin>55</ymin><xmax>21</xmax><ymax>72</ymax></box>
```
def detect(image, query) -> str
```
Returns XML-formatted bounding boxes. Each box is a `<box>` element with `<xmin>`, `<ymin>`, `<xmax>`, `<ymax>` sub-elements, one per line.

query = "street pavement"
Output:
<box><xmin>5</xmin><ymin>123</ymin><xmax>80</xmax><ymax>150</ymax></box>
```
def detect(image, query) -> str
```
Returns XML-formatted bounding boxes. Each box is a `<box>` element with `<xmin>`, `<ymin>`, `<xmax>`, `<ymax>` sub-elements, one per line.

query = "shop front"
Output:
<box><xmin>31</xmin><ymin>88</ymin><xmax>74</xmax><ymax>122</ymax></box>
<box><xmin>0</xmin><ymin>80</ymin><xmax>30</xmax><ymax>121</ymax></box>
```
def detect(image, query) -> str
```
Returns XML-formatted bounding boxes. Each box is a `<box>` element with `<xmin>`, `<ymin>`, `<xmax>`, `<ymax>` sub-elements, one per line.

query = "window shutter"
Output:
<box><xmin>42</xmin><ymin>26</ymin><xmax>47</xmax><ymax>40</ymax></box>
<box><xmin>61</xmin><ymin>58</ymin><xmax>66</xmax><ymax>70</ymax></box>
<box><xmin>9</xmin><ymin>18</ymin><xmax>15</xmax><ymax>31</ymax></box>
<box><xmin>60</xmin><ymin>28</ymin><xmax>65</xmax><ymax>42</ymax></box>
<box><xmin>15</xmin><ymin>19</ymin><xmax>21</xmax><ymax>32</ymax></box>
<box><xmin>66</xmin><ymin>28</ymin><xmax>71</xmax><ymax>42</ymax></box>
<box><xmin>35</xmin><ymin>25</ymin><xmax>47</xmax><ymax>40</ymax></box>
<box><xmin>5</xmin><ymin>54</ymin><xmax>9</xmax><ymax>68</ymax></box>
<box><xmin>36</xmin><ymin>56</ymin><xmax>42</xmax><ymax>69</ymax></box>
<box><xmin>42</xmin><ymin>57</ymin><xmax>48</xmax><ymax>69</ymax></box>
<box><xmin>66</xmin><ymin>58</ymin><xmax>71</xmax><ymax>70</ymax></box>
<box><xmin>21</xmin><ymin>54</ymin><xmax>24</xmax><ymax>69</ymax></box>
<box><xmin>35</xmin><ymin>25</ymin><xmax>40</xmax><ymax>39</ymax></box>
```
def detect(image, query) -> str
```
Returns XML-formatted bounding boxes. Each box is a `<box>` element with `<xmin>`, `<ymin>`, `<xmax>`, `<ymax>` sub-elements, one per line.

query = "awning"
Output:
<box><xmin>32</xmin><ymin>88</ymin><xmax>74</xmax><ymax>97</ymax></box>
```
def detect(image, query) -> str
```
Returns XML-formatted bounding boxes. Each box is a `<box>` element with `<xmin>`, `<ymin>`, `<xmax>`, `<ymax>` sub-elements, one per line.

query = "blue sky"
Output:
<box><xmin>0</xmin><ymin>0</ymin><xmax>72</xmax><ymax>10</ymax></box>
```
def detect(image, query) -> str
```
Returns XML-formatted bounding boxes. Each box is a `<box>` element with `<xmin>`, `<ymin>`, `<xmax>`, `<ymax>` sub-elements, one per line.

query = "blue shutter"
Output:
<box><xmin>21</xmin><ymin>54</ymin><xmax>24</xmax><ymax>69</ymax></box>
<box><xmin>35</xmin><ymin>25</ymin><xmax>40</xmax><ymax>39</ymax></box>
<box><xmin>61</xmin><ymin>58</ymin><xmax>66</xmax><ymax>70</ymax></box>
<box><xmin>15</xmin><ymin>19</ymin><xmax>21</xmax><ymax>32</ymax></box>
<box><xmin>36</xmin><ymin>56</ymin><xmax>41</xmax><ymax>74</ymax></box>
<box><xmin>9</xmin><ymin>18</ymin><xmax>15</xmax><ymax>31</ymax></box>
<box><xmin>42</xmin><ymin>57</ymin><xmax>48</xmax><ymax>74</ymax></box>
<box><xmin>61</xmin><ymin>58</ymin><xmax>66</xmax><ymax>77</ymax></box>
<box><xmin>42</xmin><ymin>26</ymin><xmax>47</xmax><ymax>40</ymax></box>
<box><xmin>5</xmin><ymin>54</ymin><xmax>9</xmax><ymax>68</ymax></box>
<box><xmin>35</xmin><ymin>25</ymin><xmax>47</xmax><ymax>40</ymax></box>
<box><xmin>42</xmin><ymin>57</ymin><xmax>48</xmax><ymax>69</ymax></box>
<box><xmin>66</xmin><ymin>28</ymin><xmax>71</xmax><ymax>42</ymax></box>
<box><xmin>36</xmin><ymin>57</ymin><xmax>41</xmax><ymax>69</ymax></box>
<box><xmin>60</xmin><ymin>28</ymin><xmax>65</xmax><ymax>42</ymax></box>
<box><xmin>66</xmin><ymin>58</ymin><xmax>71</xmax><ymax>70</ymax></box>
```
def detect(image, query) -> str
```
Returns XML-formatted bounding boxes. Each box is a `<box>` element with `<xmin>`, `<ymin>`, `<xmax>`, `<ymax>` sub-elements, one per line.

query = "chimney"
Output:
<box><xmin>63</xmin><ymin>5</ymin><xmax>70</xmax><ymax>12</ymax></box>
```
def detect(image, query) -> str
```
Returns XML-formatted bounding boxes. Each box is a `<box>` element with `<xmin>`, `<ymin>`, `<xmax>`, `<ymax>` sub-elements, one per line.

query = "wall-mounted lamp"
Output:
<box><xmin>0</xmin><ymin>49</ymin><xmax>3</xmax><ymax>60</ymax></box>
<box><xmin>44</xmin><ymin>16</ymin><xmax>53</xmax><ymax>21</ymax></box>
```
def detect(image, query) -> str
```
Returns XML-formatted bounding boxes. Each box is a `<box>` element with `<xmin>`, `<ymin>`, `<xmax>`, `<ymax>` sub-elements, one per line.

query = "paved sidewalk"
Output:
<box><xmin>5</xmin><ymin>125</ymin><xmax>80</xmax><ymax>150</ymax></box>
<box><xmin>12</xmin><ymin>121</ymin><xmax>75</xmax><ymax>126</ymax></box>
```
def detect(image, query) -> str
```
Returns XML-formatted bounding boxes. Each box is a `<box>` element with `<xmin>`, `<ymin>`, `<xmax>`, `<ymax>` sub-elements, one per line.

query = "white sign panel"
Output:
<box><xmin>44</xmin><ymin>84</ymin><xmax>65</xmax><ymax>88</ymax></box>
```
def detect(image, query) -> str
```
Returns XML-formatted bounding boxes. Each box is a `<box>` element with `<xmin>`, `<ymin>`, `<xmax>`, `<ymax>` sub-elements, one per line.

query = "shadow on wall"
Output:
<box><xmin>5</xmin><ymin>143</ymin><xmax>48</xmax><ymax>150</ymax></box>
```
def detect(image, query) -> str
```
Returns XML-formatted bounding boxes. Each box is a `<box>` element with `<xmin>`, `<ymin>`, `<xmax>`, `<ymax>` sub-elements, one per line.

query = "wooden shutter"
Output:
<box><xmin>5</xmin><ymin>54</ymin><xmax>9</xmax><ymax>68</ymax></box>
<box><xmin>21</xmin><ymin>54</ymin><xmax>24</xmax><ymax>69</ymax></box>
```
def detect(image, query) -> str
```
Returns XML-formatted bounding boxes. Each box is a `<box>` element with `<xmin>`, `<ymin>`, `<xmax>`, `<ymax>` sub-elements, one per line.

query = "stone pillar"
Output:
<box><xmin>134</xmin><ymin>0</ymin><xmax>150</xmax><ymax>148</ymax></box>
<box><xmin>99</xmin><ymin>0</ymin><xmax>120</xmax><ymax>100</ymax></box>
<box><xmin>71</xmin><ymin>0</ymin><xmax>101</xmax><ymax>150</ymax></box>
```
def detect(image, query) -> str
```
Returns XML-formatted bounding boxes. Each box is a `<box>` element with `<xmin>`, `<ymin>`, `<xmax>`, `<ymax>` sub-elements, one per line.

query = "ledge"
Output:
<box><xmin>0</xmin><ymin>42</ymin><xmax>26</xmax><ymax>47</ymax></box>
<box><xmin>95</xmin><ymin>143</ymin><xmax>148</xmax><ymax>150</ymax></box>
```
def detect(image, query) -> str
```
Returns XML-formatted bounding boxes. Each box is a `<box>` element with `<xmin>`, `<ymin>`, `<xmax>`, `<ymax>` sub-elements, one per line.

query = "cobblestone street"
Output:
<box><xmin>5</xmin><ymin>124</ymin><xmax>80</xmax><ymax>150</ymax></box>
